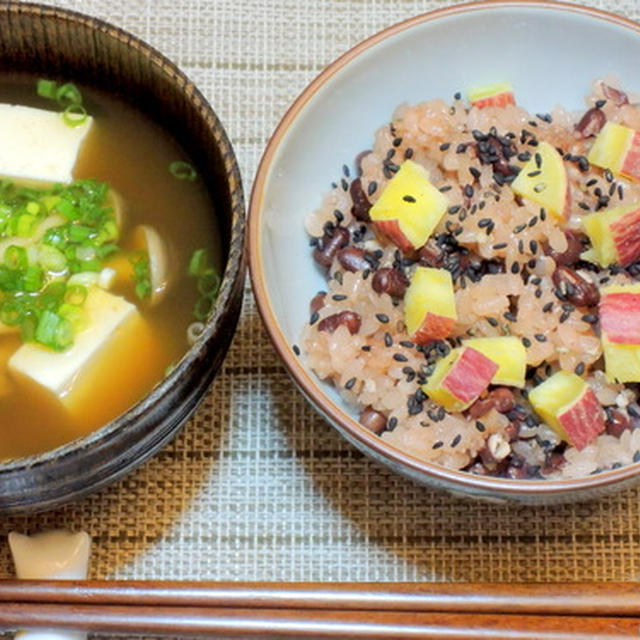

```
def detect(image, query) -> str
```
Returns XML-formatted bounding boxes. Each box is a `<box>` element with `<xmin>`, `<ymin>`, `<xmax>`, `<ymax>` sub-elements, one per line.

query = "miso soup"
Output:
<box><xmin>0</xmin><ymin>75</ymin><xmax>222</xmax><ymax>460</ymax></box>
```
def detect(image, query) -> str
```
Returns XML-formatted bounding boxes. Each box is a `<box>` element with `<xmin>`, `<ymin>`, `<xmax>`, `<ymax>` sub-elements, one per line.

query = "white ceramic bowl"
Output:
<box><xmin>250</xmin><ymin>1</ymin><xmax>640</xmax><ymax>503</ymax></box>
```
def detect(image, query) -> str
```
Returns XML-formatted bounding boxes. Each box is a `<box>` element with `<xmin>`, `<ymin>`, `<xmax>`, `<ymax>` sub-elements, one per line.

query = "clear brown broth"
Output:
<box><xmin>0</xmin><ymin>75</ymin><xmax>222</xmax><ymax>460</ymax></box>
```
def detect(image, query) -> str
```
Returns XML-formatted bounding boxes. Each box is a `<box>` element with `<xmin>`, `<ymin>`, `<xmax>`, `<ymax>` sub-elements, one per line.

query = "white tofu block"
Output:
<box><xmin>8</xmin><ymin>288</ymin><xmax>137</xmax><ymax>400</ymax></box>
<box><xmin>9</xmin><ymin>530</ymin><xmax>91</xmax><ymax>640</ymax></box>
<box><xmin>0</xmin><ymin>104</ymin><xmax>92</xmax><ymax>184</ymax></box>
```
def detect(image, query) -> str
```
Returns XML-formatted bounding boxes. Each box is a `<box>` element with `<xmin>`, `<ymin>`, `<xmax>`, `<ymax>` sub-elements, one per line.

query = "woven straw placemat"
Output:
<box><xmin>2</xmin><ymin>0</ymin><xmax>640</xmax><ymax>585</ymax></box>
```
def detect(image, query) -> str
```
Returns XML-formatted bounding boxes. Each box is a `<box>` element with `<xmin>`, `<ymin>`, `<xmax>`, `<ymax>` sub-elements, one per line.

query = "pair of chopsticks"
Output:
<box><xmin>1</xmin><ymin>580</ymin><xmax>640</xmax><ymax>638</ymax></box>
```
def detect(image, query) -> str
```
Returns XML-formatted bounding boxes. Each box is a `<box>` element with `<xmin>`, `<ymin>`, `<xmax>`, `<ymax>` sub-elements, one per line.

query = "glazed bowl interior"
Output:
<box><xmin>0</xmin><ymin>3</ymin><xmax>245</xmax><ymax>512</ymax></box>
<box><xmin>251</xmin><ymin>1</ymin><xmax>640</xmax><ymax>503</ymax></box>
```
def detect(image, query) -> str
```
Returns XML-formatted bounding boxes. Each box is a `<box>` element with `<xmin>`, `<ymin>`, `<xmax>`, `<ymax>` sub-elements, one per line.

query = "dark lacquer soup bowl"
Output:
<box><xmin>0</xmin><ymin>3</ymin><xmax>245</xmax><ymax>512</ymax></box>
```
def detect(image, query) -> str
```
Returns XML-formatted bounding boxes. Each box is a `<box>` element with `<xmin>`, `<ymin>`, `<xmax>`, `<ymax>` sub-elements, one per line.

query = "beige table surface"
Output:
<box><xmin>3</xmin><ymin>0</ymin><xmax>640</xmax><ymax>585</ymax></box>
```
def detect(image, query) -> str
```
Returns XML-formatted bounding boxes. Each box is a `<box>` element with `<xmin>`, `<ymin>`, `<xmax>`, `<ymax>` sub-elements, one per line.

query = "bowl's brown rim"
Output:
<box><xmin>0</xmin><ymin>2</ymin><xmax>246</xmax><ymax>471</ymax></box>
<box><xmin>248</xmin><ymin>0</ymin><xmax>640</xmax><ymax>497</ymax></box>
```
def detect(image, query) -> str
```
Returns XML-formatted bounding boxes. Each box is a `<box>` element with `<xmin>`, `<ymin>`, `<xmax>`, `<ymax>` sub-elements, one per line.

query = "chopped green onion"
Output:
<box><xmin>34</xmin><ymin>310</ymin><xmax>69</xmax><ymax>350</ymax></box>
<box><xmin>23</xmin><ymin>265</ymin><xmax>43</xmax><ymax>292</ymax></box>
<box><xmin>36</xmin><ymin>79</ymin><xmax>58</xmax><ymax>100</ymax></box>
<box><xmin>4</xmin><ymin>245</ymin><xmax>27</xmax><ymax>270</ymax></box>
<box><xmin>0</xmin><ymin>301</ymin><xmax>21</xmax><ymax>326</ymax></box>
<box><xmin>194</xmin><ymin>295</ymin><xmax>213</xmax><ymax>321</ymax></box>
<box><xmin>197</xmin><ymin>270</ymin><xmax>220</xmax><ymax>296</ymax></box>
<box><xmin>64</xmin><ymin>284</ymin><xmax>87</xmax><ymax>306</ymax></box>
<box><xmin>38</xmin><ymin>245</ymin><xmax>67</xmax><ymax>272</ymax></box>
<box><xmin>129</xmin><ymin>250</ymin><xmax>151</xmax><ymax>300</ymax></box>
<box><xmin>169</xmin><ymin>161</ymin><xmax>197</xmax><ymax>181</ymax></box>
<box><xmin>62</xmin><ymin>104</ymin><xmax>88</xmax><ymax>128</ymax></box>
<box><xmin>55</xmin><ymin>82</ymin><xmax>83</xmax><ymax>107</ymax></box>
<box><xmin>189</xmin><ymin>248</ymin><xmax>210</xmax><ymax>276</ymax></box>
<box><xmin>26</xmin><ymin>201</ymin><xmax>40</xmax><ymax>215</ymax></box>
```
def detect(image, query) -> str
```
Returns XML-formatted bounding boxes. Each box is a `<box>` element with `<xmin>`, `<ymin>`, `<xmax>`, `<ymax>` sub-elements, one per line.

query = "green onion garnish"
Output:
<box><xmin>36</xmin><ymin>79</ymin><xmax>58</xmax><ymax>100</ymax></box>
<box><xmin>0</xmin><ymin>177</ymin><xmax>118</xmax><ymax>349</ymax></box>
<box><xmin>129</xmin><ymin>250</ymin><xmax>152</xmax><ymax>300</ymax></box>
<box><xmin>169</xmin><ymin>161</ymin><xmax>197</xmax><ymax>181</ymax></box>
<box><xmin>187</xmin><ymin>248</ymin><xmax>220</xmax><ymax>323</ymax></box>
<box><xmin>55</xmin><ymin>82</ymin><xmax>83</xmax><ymax>107</ymax></box>
<box><xmin>62</xmin><ymin>104</ymin><xmax>88</xmax><ymax>128</ymax></box>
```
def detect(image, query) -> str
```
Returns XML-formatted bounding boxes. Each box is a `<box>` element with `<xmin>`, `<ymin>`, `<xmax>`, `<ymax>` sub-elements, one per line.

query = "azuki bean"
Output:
<box><xmin>575</xmin><ymin>107</ymin><xmax>606</xmax><ymax>138</ymax></box>
<box><xmin>312</xmin><ymin>226</ymin><xmax>350</xmax><ymax>268</ymax></box>
<box><xmin>337</xmin><ymin>247</ymin><xmax>370</xmax><ymax>272</ymax></box>
<box><xmin>309</xmin><ymin>292</ymin><xmax>326</xmax><ymax>316</ymax></box>
<box><xmin>371</xmin><ymin>267</ymin><xmax>409</xmax><ymax>297</ymax></box>
<box><xmin>359</xmin><ymin>406</ymin><xmax>387</xmax><ymax>434</ymax></box>
<box><xmin>545</xmin><ymin>229</ymin><xmax>585</xmax><ymax>266</ymax></box>
<box><xmin>349</xmin><ymin>178</ymin><xmax>372</xmax><ymax>222</ymax></box>
<box><xmin>606</xmin><ymin>409</ymin><xmax>631</xmax><ymax>439</ymax></box>
<box><xmin>318</xmin><ymin>310</ymin><xmax>361</xmax><ymax>335</ymax></box>
<box><xmin>468</xmin><ymin>387</ymin><xmax>515</xmax><ymax>419</ymax></box>
<box><xmin>552</xmin><ymin>265</ymin><xmax>600</xmax><ymax>307</ymax></box>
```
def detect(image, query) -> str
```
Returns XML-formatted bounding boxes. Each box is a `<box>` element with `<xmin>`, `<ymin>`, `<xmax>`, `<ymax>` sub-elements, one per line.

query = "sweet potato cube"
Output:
<box><xmin>529</xmin><ymin>371</ymin><xmax>605</xmax><ymax>450</ymax></box>
<box><xmin>511</xmin><ymin>141</ymin><xmax>568</xmax><ymax>219</ymax></box>
<box><xmin>468</xmin><ymin>82</ymin><xmax>515</xmax><ymax>109</ymax></box>
<box><xmin>423</xmin><ymin>346</ymin><xmax>498</xmax><ymax>413</ymax></box>
<box><xmin>369</xmin><ymin>160</ymin><xmax>448</xmax><ymax>251</ymax></box>
<box><xmin>404</xmin><ymin>267</ymin><xmax>456</xmax><ymax>344</ymax></box>
<box><xmin>599</xmin><ymin>284</ymin><xmax>640</xmax><ymax>382</ymax></box>
<box><xmin>588</xmin><ymin>121</ymin><xmax>640</xmax><ymax>182</ymax></box>
<box><xmin>583</xmin><ymin>203</ymin><xmax>640</xmax><ymax>267</ymax></box>
<box><xmin>463</xmin><ymin>336</ymin><xmax>526</xmax><ymax>388</ymax></box>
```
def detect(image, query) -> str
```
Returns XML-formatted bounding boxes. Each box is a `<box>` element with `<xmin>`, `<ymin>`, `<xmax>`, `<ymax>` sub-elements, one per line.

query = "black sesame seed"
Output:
<box><xmin>464</xmin><ymin>184</ymin><xmax>475</xmax><ymax>198</ymax></box>
<box><xmin>388</xmin><ymin>417</ymin><xmax>398</xmax><ymax>430</ymax></box>
<box><xmin>504</xmin><ymin>311</ymin><xmax>517</xmax><ymax>322</ymax></box>
<box><xmin>487</xmin><ymin>317</ymin><xmax>499</xmax><ymax>327</ymax></box>
<box><xmin>518</xmin><ymin>239</ymin><xmax>524</xmax><ymax>254</ymax></box>
<box><xmin>469</xmin><ymin>166</ymin><xmax>481</xmax><ymax>179</ymax></box>
<box><xmin>534</xmin><ymin>288</ymin><xmax>543</xmax><ymax>298</ymax></box>
<box><xmin>629</xmin><ymin>405</ymin><xmax>640</xmax><ymax>419</ymax></box>
<box><xmin>527</xmin><ymin>170</ymin><xmax>542</xmax><ymax>178</ymax></box>
<box><xmin>376</xmin><ymin>313</ymin><xmax>390</xmax><ymax>323</ymax></box>
<box><xmin>529</xmin><ymin>240</ymin><xmax>538</xmax><ymax>253</ymax></box>
<box><xmin>535</xmin><ymin>152</ymin><xmax>542</xmax><ymax>168</ymax></box>
<box><xmin>392</xmin><ymin>136</ymin><xmax>402</xmax><ymax>147</ymax></box>
<box><xmin>475</xmin><ymin>421</ymin><xmax>486</xmax><ymax>432</ymax></box>
<box><xmin>456</xmin><ymin>143</ymin><xmax>467</xmax><ymax>154</ymax></box>
<box><xmin>292</xmin><ymin>344</ymin><xmax>300</xmax><ymax>356</ymax></box>
<box><xmin>310</xmin><ymin>311</ymin><xmax>319</xmax><ymax>325</ymax></box>
<box><xmin>404</xmin><ymin>148</ymin><xmax>414</xmax><ymax>159</ymax></box>
<box><xmin>574</xmin><ymin>362</ymin><xmax>585</xmax><ymax>376</ymax></box>
<box><xmin>393</xmin><ymin>353</ymin><xmax>408</xmax><ymax>362</ymax></box>
<box><xmin>451</xmin><ymin>434</ymin><xmax>462</xmax><ymax>448</ymax></box>
<box><xmin>604</xmin><ymin>168</ymin><xmax>614</xmax><ymax>183</ymax></box>
<box><xmin>539</xmin><ymin>208</ymin><xmax>547</xmax><ymax>221</ymax></box>
<box><xmin>454</xmin><ymin>91</ymin><xmax>462</xmax><ymax>100</ymax></box>
<box><xmin>493</xmin><ymin>242</ymin><xmax>508</xmax><ymax>250</ymax></box>
<box><xmin>400</xmin><ymin>340</ymin><xmax>415</xmax><ymax>348</ymax></box>
<box><xmin>618</xmin><ymin>184</ymin><xmax>624</xmax><ymax>200</ymax></box>
<box><xmin>534</xmin><ymin>333</ymin><xmax>547</xmax><ymax>342</ymax></box>
<box><xmin>361</xmin><ymin>345</ymin><xmax>371</xmax><ymax>352</ymax></box>
<box><xmin>367</xmin><ymin>181</ymin><xmax>378</xmax><ymax>196</ymax></box>
<box><xmin>478</xmin><ymin>218</ymin><xmax>492</xmax><ymax>228</ymax></box>
<box><xmin>560</xmin><ymin>310</ymin><xmax>570</xmax><ymax>323</ymax></box>
<box><xmin>448</xmin><ymin>205</ymin><xmax>461</xmax><ymax>215</ymax></box>
<box><xmin>432</xmin><ymin>441</ymin><xmax>444</xmax><ymax>450</ymax></box>
<box><xmin>513</xmin><ymin>223</ymin><xmax>526</xmax><ymax>234</ymax></box>
<box><xmin>586</xmin><ymin>178</ymin><xmax>598</xmax><ymax>187</ymax></box>
<box><xmin>522</xmin><ymin>337</ymin><xmax>532</xmax><ymax>347</ymax></box>
<box><xmin>332</xmin><ymin>294</ymin><xmax>347</xmax><ymax>301</ymax></box>
<box><xmin>533</xmin><ymin>183</ymin><xmax>546</xmax><ymax>193</ymax></box>
<box><xmin>341</xmin><ymin>178</ymin><xmax>349</xmax><ymax>191</ymax></box>
<box><xmin>510</xmin><ymin>262</ymin><xmax>520</xmax><ymax>274</ymax></box>
<box><xmin>581</xmin><ymin>313</ymin><xmax>598</xmax><ymax>324</ymax></box>
<box><xmin>439</xmin><ymin>185</ymin><xmax>453</xmax><ymax>192</ymax></box>
<box><xmin>518</xmin><ymin>152</ymin><xmax>532</xmax><ymax>162</ymax></box>
<box><xmin>578</xmin><ymin>202</ymin><xmax>591</xmax><ymax>211</ymax></box>
<box><xmin>634</xmin><ymin>451</ymin><xmax>640</xmax><ymax>463</ymax></box>
<box><xmin>536</xmin><ymin>113</ymin><xmax>552</xmax><ymax>123</ymax></box>
<box><xmin>345</xmin><ymin>377</ymin><xmax>356</xmax><ymax>390</ymax></box>
<box><xmin>403</xmin><ymin>195</ymin><xmax>417</xmax><ymax>203</ymax></box>
<box><xmin>384</xmin><ymin>332</ymin><xmax>393</xmax><ymax>347</ymax></box>
<box><xmin>439</xmin><ymin>142</ymin><xmax>451</xmax><ymax>151</ymax></box>
<box><xmin>595</xmin><ymin>99</ymin><xmax>607</xmax><ymax>109</ymax></box>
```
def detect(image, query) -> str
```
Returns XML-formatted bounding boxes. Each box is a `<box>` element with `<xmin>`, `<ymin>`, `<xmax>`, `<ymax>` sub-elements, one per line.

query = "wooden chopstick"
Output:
<box><xmin>2</xmin><ymin>581</ymin><xmax>640</xmax><ymax>639</ymax></box>
<box><xmin>3</xmin><ymin>603</ymin><xmax>640</xmax><ymax>639</ymax></box>
<box><xmin>1</xmin><ymin>580</ymin><xmax>639</xmax><ymax>616</ymax></box>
